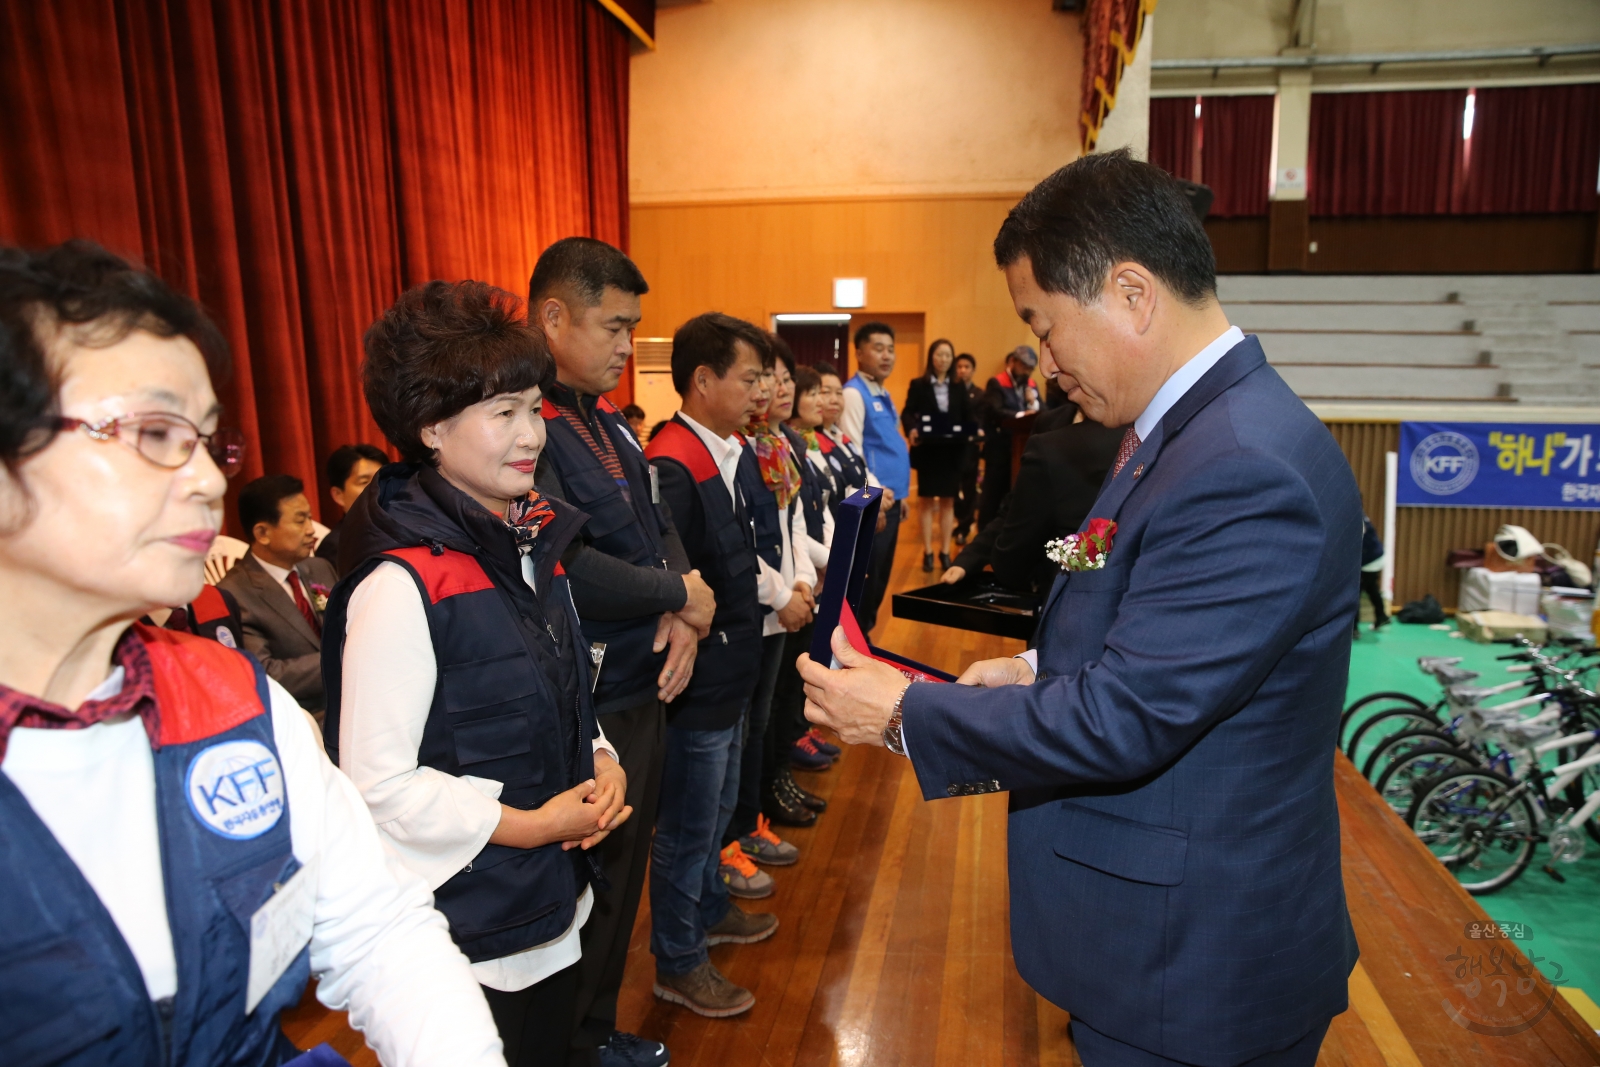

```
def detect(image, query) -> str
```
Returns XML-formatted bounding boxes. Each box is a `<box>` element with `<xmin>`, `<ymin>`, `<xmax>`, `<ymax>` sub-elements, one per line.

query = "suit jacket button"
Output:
<box><xmin>947</xmin><ymin>784</ymin><xmax>961</xmax><ymax>797</ymax></box>
<box><xmin>989</xmin><ymin>780</ymin><xmax>1001</xmax><ymax>792</ymax></box>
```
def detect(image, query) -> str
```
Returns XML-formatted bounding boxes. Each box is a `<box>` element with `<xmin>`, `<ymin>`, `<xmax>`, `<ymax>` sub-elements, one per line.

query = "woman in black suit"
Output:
<box><xmin>901</xmin><ymin>338</ymin><xmax>975</xmax><ymax>572</ymax></box>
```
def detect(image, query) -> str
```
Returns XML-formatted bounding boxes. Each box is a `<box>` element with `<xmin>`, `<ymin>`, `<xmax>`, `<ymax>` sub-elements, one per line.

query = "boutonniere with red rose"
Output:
<box><xmin>308</xmin><ymin>582</ymin><xmax>331</xmax><ymax>613</ymax></box>
<box><xmin>1045</xmin><ymin>518</ymin><xmax>1117</xmax><ymax>572</ymax></box>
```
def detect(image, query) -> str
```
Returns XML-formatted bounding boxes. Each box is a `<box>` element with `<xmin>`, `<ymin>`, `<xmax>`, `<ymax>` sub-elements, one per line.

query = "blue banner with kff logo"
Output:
<box><xmin>1399</xmin><ymin>422</ymin><xmax>1600</xmax><ymax>508</ymax></box>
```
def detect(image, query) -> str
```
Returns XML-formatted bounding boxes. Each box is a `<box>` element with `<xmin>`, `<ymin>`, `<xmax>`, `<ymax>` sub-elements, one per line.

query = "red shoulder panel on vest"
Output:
<box><xmin>554</xmin><ymin>561</ymin><xmax>566</xmax><ymax>577</ymax></box>
<box><xmin>644</xmin><ymin>421</ymin><xmax>719</xmax><ymax>483</ymax></box>
<box><xmin>386</xmin><ymin>546</ymin><xmax>495</xmax><ymax>604</ymax></box>
<box><xmin>597</xmin><ymin>396</ymin><xmax>618</xmax><ymax>414</ymax></box>
<box><xmin>189</xmin><ymin>584</ymin><xmax>231</xmax><ymax>625</ymax></box>
<box><xmin>540</xmin><ymin>405</ymin><xmax>560</xmax><ymax>421</ymax></box>
<box><xmin>815</xmin><ymin>433</ymin><xmax>836</xmax><ymax>453</ymax></box>
<box><xmin>139</xmin><ymin>625</ymin><xmax>264</xmax><ymax>746</ymax></box>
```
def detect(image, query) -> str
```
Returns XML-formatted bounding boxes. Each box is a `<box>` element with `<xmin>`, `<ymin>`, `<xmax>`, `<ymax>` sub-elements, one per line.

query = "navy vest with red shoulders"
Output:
<box><xmin>539</xmin><ymin>393</ymin><xmax>675</xmax><ymax>714</ymax></box>
<box><xmin>645</xmin><ymin>419</ymin><xmax>763</xmax><ymax>719</ymax></box>
<box><xmin>321</xmin><ymin>544</ymin><xmax>598</xmax><ymax>963</ymax></box>
<box><xmin>0</xmin><ymin>627</ymin><xmax>307</xmax><ymax>1067</ymax></box>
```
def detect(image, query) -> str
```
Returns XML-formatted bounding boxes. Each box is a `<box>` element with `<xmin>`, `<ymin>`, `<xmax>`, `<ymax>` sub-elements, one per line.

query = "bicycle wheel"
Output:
<box><xmin>1346</xmin><ymin>707</ymin><xmax>1442</xmax><ymax>766</ymax></box>
<box><xmin>1340</xmin><ymin>691</ymin><xmax>1427</xmax><ymax>748</ymax></box>
<box><xmin>1361</xmin><ymin>727</ymin><xmax>1459</xmax><ymax>783</ymax></box>
<box><xmin>1559</xmin><ymin>748</ymin><xmax>1600</xmax><ymax>844</ymax></box>
<box><xmin>1374</xmin><ymin>745</ymin><xmax>1480</xmax><ymax>816</ymax></box>
<box><xmin>1408</xmin><ymin>769</ymin><xmax>1538</xmax><ymax>894</ymax></box>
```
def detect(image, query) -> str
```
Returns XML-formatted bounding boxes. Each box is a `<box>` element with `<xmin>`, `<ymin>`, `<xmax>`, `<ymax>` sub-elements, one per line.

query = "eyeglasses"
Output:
<box><xmin>56</xmin><ymin>413</ymin><xmax>246</xmax><ymax>478</ymax></box>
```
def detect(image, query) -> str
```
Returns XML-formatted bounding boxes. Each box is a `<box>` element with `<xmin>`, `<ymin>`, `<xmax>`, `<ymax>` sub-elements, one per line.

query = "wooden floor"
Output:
<box><xmin>283</xmin><ymin>507</ymin><xmax>1600</xmax><ymax>1065</ymax></box>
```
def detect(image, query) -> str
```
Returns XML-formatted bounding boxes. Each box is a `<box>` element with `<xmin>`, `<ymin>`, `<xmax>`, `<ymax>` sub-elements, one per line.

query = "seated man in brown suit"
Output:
<box><xmin>217</xmin><ymin>473</ymin><xmax>337</xmax><ymax>715</ymax></box>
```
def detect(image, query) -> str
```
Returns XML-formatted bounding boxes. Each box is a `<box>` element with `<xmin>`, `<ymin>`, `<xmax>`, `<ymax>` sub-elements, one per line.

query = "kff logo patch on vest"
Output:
<box><xmin>185</xmin><ymin>739</ymin><xmax>286</xmax><ymax>840</ymax></box>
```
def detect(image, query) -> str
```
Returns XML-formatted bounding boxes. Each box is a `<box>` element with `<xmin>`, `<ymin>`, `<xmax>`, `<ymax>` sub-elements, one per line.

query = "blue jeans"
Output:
<box><xmin>649</xmin><ymin>714</ymin><xmax>744</xmax><ymax>976</ymax></box>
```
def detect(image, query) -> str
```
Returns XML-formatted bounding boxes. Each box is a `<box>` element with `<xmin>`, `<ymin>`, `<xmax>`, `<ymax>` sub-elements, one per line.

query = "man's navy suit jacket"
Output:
<box><xmin>903</xmin><ymin>337</ymin><xmax>1362</xmax><ymax>1065</ymax></box>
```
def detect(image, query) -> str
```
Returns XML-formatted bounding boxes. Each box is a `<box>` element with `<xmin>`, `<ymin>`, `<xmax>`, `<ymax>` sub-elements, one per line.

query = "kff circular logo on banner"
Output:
<box><xmin>1411</xmin><ymin>431</ymin><xmax>1480</xmax><ymax>496</ymax></box>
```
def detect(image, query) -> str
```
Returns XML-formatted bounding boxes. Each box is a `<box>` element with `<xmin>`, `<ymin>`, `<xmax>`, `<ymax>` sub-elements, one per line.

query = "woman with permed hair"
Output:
<box><xmin>321</xmin><ymin>280</ymin><xmax>631</xmax><ymax>1067</ymax></box>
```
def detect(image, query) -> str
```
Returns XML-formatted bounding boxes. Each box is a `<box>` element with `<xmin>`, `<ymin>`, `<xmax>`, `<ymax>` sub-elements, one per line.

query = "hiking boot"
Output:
<box><xmin>719</xmin><ymin>841</ymin><xmax>774</xmax><ymax>899</ymax></box>
<box><xmin>805</xmin><ymin>727</ymin><xmax>841</xmax><ymax>759</ymax></box>
<box><xmin>761</xmin><ymin>779</ymin><xmax>817</xmax><ymax>827</ymax></box>
<box><xmin>780</xmin><ymin>767</ymin><xmax>827</xmax><ymax>812</ymax></box>
<box><xmin>790</xmin><ymin>732</ymin><xmax>832</xmax><ymax>771</ymax></box>
<box><xmin>597</xmin><ymin>1030</ymin><xmax>670</xmax><ymax>1067</ymax></box>
<box><xmin>740</xmin><ymin>814</ymin><xmax>799</xmax><ymax>866</ymax></box>
<box><xmin>653</xmin><ymin>961</ymin><xmax>755</xmax><ymax>1018</ymax></box>
<box><xmin>706</xmin><ymin>903</ymin><xmax>780</xmax><ymax>945</ymax></box>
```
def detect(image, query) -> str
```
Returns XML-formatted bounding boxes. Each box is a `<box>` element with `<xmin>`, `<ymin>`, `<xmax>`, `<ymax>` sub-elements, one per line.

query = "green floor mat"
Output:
<box><xmin>1346</xmin><ymin>621</ymin><xmax>1600</xmax><ymax>1001</ymax></box>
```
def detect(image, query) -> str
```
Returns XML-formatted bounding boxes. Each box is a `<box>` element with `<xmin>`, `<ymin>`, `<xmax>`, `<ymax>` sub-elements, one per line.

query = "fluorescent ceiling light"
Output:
<box><xmin>774</xmin><ymin>313</ymin><xmax>853</xmax><ymax>323</ymax></box>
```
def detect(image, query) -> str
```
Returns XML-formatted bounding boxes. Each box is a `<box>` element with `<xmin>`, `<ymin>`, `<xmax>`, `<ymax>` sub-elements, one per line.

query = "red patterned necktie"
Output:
<box><xmin>1113</xmin><ymin>426</ymin><xmax>1142</xmax><ymax>477</ymax></box>
<box><xmin>287</xmin><ymin>570</ymin><xmax>322</xmax><ymax>637</ymax></box>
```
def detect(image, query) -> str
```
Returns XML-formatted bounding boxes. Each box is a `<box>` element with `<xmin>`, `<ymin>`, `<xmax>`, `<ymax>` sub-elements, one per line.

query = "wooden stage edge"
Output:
<box><xmin>282</xmin><ymin>508</ymin><xmax>1600</xmax><ymax>1066</ymax></box>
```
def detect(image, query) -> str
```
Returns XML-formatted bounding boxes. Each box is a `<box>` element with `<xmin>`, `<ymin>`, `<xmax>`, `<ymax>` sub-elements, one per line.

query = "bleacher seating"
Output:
<box><xmin>1220</xmin><ymin>275</ymin><xmax>1600</xmax><ymax>405</ymax></box>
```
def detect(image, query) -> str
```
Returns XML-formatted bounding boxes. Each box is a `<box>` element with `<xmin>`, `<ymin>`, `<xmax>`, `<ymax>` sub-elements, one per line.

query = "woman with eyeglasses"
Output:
<box><xmin>0</xmin><ymin>241</ymin><xmax>504</xmax><ymax>1066</ymax></box>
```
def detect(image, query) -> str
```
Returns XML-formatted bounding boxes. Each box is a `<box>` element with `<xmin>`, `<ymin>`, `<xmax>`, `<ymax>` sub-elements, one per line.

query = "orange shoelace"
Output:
<box><xmin>753</xmin><ymin>814</ymin><xmax>784</xmax><ymax>847</ymax></box>
<box><xmin>720</xmin><ymin>840</ymin><xmax>759</xmax><ymax>877</ymax></box>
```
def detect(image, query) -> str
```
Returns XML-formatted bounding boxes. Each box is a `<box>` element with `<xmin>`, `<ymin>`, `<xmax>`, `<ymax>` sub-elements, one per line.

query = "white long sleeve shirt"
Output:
<box><xmin>338</xmin><ymin>554</ymin><xmax>617</xmax><ymax>993</ymax></box>
<box><xmin>3</xmin><ymin>670</ymin><xmax>505</xmax><ymax>1067</ymax></box>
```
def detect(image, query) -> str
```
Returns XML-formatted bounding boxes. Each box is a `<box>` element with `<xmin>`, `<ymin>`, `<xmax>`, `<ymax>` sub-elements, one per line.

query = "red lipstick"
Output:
<box><xmin>509</xmin><ymin>459</ymin><xmax>537</xmax><ymax>473</ymax></box>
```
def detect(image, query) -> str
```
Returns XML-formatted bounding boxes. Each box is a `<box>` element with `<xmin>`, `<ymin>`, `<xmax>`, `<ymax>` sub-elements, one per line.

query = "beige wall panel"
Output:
<box><xmin>1155</xmin><ymin>0</ymin><xmax>1600</xmax><ymax>60</ymax></box>
<box><xmin>631</xmin><ymin>0</ymin><xmax>1083</xmax><ymax>202</ymax></box>
<box><xmin>630</xmin><ymin>194</ymin><xmax>1043</xmax><ymax>393</ymax></box>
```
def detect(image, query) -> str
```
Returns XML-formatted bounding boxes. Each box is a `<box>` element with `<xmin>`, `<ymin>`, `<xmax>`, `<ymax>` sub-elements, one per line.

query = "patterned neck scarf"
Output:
<box><xmin>797</xmin><ymin>426</ymin><xmax>822</xmax><ymax>453</ymax></box>
<box><xmin>0</xmin><ymin>627</ymin><xmax>157</xmax><ymax>761</ymax></box>
<box><xmin>504</xmin><ymin>491</ymin><xmax>557</xmax><ymax>555</ymax></box>
<box><xmin>742</xmin><ymin>417</ymin><xmax>801</xmax><ymax>510</ymax></box>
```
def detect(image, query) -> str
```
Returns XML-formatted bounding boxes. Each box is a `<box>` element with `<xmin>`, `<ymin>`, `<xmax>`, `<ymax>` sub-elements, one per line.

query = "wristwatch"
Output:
<box><xmin>882</xmin><ymin>683</ymin><xmax>911</xmax><ymax>757</ymax></box>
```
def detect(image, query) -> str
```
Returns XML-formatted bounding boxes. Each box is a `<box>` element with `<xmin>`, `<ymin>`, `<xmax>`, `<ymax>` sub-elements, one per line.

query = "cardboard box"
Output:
<box><xmin>1457</xmin><ymin>610</ymin><xmax>1547</xmax><ymax>644</ymax></box>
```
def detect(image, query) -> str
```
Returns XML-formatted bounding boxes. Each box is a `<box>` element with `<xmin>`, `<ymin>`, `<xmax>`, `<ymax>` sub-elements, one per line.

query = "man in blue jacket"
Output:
<box><xmin>840</xmin><ymin>322</ymin><xmax>910</xmax><ymax>633</ymax></box>
<box><xmin>799</xmin><ymin>150</ymin><xmax>1362</xmax><ymax>1067</ymax></box>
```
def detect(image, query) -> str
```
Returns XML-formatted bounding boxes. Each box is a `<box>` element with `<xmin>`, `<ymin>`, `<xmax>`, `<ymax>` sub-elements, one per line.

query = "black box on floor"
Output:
<box><xmin>892</xmin><ymin>577</ymin><xmax>1040</xmax><ymax>641</ymax></box>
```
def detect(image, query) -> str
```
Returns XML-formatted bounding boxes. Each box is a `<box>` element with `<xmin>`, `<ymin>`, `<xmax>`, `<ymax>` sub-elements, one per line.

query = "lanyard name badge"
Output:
<box><xmin>246</xmin><ymin>857</ymin><xmax>318</xmax><ymax>1014</ymax></box>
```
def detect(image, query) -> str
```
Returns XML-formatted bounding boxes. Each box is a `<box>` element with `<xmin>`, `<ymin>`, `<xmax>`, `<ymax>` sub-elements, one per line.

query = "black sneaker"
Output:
<box><xmin>780</xmin><ymin>768</ymin><xmax>827</xmax><ymax>812</ymax></box>
<box><xmin>599</xmin><ymin>1030</ymin><xmax>670</xmax><ymax>1067</ymax></box>
<box><xmin>922</xmin><ymin>551</ymin><xmax>934</xmax><ymax>572</ymax></box>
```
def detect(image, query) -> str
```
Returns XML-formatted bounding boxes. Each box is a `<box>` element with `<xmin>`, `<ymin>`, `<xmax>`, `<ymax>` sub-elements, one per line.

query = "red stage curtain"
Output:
<box><xmin>1079</xmin><ymin>0</ymin><xmax>1153</xmax><ymax>151</ymax></box>
<box><xmin>1459</xmin><ymin>83</ymin><xmax>1600</xmax><ymax>214</ymax></box>
<box><xmin>0</xmin><ymin>0</ymin><xmax>631</xmax><ymax>527</ymax></box>
<box><xmin>1149</xmin><ymin>97</ymin><xmax>1197</xmax><ymax>182</ymax></box>
<box><xmin>1200</xmin><ymin>95</ymin><xmax>1273</xmax><ymax>218</ymax></box>
<box><xmin>1308</xmin><ymin>89</ymin><xmax>1466</xmax><ymax>216</ymax></box>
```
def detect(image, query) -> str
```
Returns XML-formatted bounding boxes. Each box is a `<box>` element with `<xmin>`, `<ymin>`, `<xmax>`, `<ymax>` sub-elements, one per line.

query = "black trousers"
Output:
<box><xmin>977</xmin><ymin>436</ymin><xmax>1012</xmax><ymax>529</ymax></box>
<box><xmin>1358</xmin><ymin>570</ymin><xmax>1387</xmax><ymax>631</ymax></box>
<box><xmin>727</xmin><ymin>632</ymin><xmax>788</xmax><ymax>844</ymax></box>
<box><xmin>859</xmin><ymin>501</ymin><xmax>903</xmax><ymax>634</ymax></box>
<box><xmin>484</xmin><ymin>963</ymin><xmax>580</xmax><ymax>1067</ymax></box>
<box><xmin>767</xmin><ymin>624</ymin><xmax>815</xmax><ymax>774</ymax></box>
<box><xmin>567</xmin><ymin>697</ymin><xmax>665</xmax><ymax>1065</ymax></box>
<box><xmin>954</xmin><ymin>458</ymin><xmax>980</xmax><ymax>536</ymax></box>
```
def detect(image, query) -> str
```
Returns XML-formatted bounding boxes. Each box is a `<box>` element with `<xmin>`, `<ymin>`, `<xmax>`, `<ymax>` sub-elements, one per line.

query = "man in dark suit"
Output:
<box><xmin>218</xmin><ymin>473</ymin><xmax>338</xmax><ymax>714</ymax></box>
<box><xmin>942</xmin><ymin>412</ymin><xmax>1127</xmax><ymax>595</ymax></box>
<box><xmin>977</xmin><ymin>344</ymin><xmax>1041</xmax><ymax>527</ymax></box>
<box><xmin>799</xmin><ymin>151</ymin><xmax>1361</xmax><ymax>1066</ymax></box>
<box><xmin>315</xmin><ymin>442</ymin><xmax>386</xmax><ymax>574</ymax></box>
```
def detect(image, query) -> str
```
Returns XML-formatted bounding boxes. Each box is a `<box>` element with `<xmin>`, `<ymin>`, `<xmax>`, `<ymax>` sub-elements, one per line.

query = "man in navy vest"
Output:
<box><xmin>644</xmin><ymin>313</ymin><xmax>780</xmax><ymax>1019</ymax></box>
<box><xmin>840</xmin><ymin>322</ymin><xmax>910</xmax><ymax>633</ymax></box>
<box><xmin>977</xmin><ymin>345</ymin><xmax>1042</xmax><ymax>528</ymax></box>
<box><xmin>800</xmin><ymin>151</ymin><xmax>1361</xmax><ymax>1067</ymax></box>
<box><xmin>529</xmin><ymin>238</ymin><xmax>715</xmax><ymax>1067</ymax></box>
